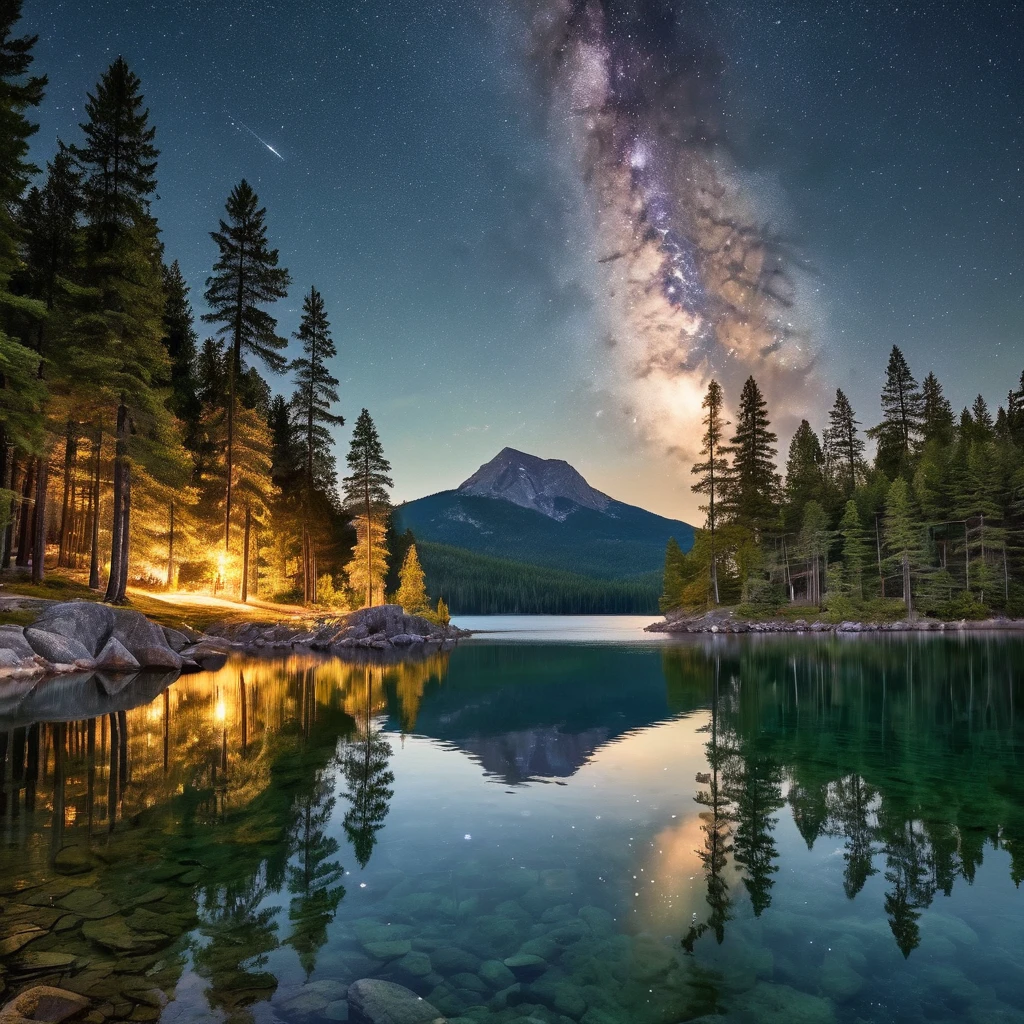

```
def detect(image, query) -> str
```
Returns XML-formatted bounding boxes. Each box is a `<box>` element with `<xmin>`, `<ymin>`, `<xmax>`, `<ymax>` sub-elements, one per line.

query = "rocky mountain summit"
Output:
<box><xmin>458</xmin><ymin>448</ymin><xmax>610</xmax><ymax>521</ymax></box>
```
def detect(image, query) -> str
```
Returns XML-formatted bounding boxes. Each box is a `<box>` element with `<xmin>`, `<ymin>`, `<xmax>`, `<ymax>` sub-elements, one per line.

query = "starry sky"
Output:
<box><xmin>21</xmin><ymin>0</ymin><xmax>1023</xmax><ymax>520</ymax></box>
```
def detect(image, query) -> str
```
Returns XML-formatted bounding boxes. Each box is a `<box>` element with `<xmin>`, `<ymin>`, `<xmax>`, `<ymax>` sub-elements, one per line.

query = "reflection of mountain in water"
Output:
<box><xmin>386</xmin><ymin>645</ymin><xmax>686</xmax><ymax>784</ymax></box>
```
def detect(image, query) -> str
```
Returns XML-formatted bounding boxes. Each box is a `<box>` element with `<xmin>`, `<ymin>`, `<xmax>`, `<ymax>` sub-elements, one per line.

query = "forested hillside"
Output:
<box><xmin>417</xmin><ymin>542</ymin><xmax>662</xmax><ymax>614</ymax></box>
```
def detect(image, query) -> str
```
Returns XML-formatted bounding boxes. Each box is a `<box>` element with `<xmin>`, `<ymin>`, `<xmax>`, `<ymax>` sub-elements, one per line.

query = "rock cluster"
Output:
<box><xmin>0</xmin><ymin>601</ymin><xmax>233</xmax><ymax>679</ymax></box>
<box><xmin>211</xmin><ymin>604</ymin><xmax>470</xmax><ymax>653</ymax></box>
<box><xmin>646</xmin><ymin>611</ymin><xmax>1024</xmax><ymax>635</ymax></box>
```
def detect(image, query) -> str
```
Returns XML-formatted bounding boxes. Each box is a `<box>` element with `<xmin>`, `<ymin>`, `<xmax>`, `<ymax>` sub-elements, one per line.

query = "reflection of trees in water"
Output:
<box><xmin>286</xmin><ymin>753</ymin><xmax>345</xmax><ymax>976</ymax></box>
<box><xmin>667</xmin><ymin>637</ymin><xmax>1024</xmax><ymax>957</ymax></box>
<box><xmin>342</xmin><ymin>668</ymin><xmax>395</xmax><ymax>868</ymax></box>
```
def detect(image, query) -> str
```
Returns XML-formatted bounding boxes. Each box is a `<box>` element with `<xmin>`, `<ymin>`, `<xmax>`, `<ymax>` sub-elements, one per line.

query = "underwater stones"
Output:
<box><xmin>478</xmin><ymin>961</ymin><xmax>515</xmax><ymax>991</ymax></box>
<box><xmin>576</xmin><ymin>907</ymin><xmax>614</xmax><ymax>938</ymax></box>
<box><xmin>728</xmin><ymin>983</ymin><xmax>836</xmax><ymax>1024</ymax></box>
<box><xmin>282</xmin><ymin>981</ymin><xmax>349</xmax><ymax>1020</ymax></box>
<box><xmin>391</xmin><ymin>892</ymin><xmax>444</xmax><ymax>918</ymax></box>
<box><xmin>502</xmin><ymin>954</ymin><xmax>547</xmax><ymax>983</ymax></box>
<box><xmin>469</xmin><ymin>915</ymin><xmax>523</xmax><ymax>957</ymax></box>
<box><xmin>432</xmin><ymin>948</ymin><xmax>481</xmax><ymax>977</ymax></box>
<box><xmin>0</xmin><ymin>985</ymin><xmax>89</xmax><ymax>1023</ymax></box>
<box><xmin>627</xmin><ymin>938</ymin><xmax>676</xmax><ymax>984</ymax></box>
<box><xmin>57</xmin><ymin>889</ymin><xmax>117</xmax><ymax>920</ymax></box>
<box><xmin>365</xmin><ymin>940</ymin><xmax>413</xmax><ymax>961</ymax></box>
<box><xmin>52</xmin><ymin>846</ymin><xmax>96</xmax><ymax>876</ymax></box>
<box><xmin>518</xmin><ymin>937</ymin><xmax>558</xmax><ymax>962</ymax></box>
<box><xmin>396</xmin><ymin>952</ymin><xmax>434</xmax><ymax>980</ymax></box>
<box><xmin>81</xmin><ymin>916</ymin><xmax>165</xmax><ymax>953</ymax></box>
<box><xmin>0</xmin><ymin>927</ymin><xmax>46</xmax><ymax>957</ymax></box>
<box><xmin>818</xmin><ymin>958</ymin><xmax>863</xmax><ymax>1003</ymax></box>
<box><xmin>347</xmin><ymin>979</ymin><xmax>447</xmax><ymax>1024</ymax></box>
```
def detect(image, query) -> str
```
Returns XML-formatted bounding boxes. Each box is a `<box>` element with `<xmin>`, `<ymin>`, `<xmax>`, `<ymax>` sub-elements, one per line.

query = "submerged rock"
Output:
<box><xmin>0</xmin><ymin>985</ymin><xmax>89</xmax><ymax>1023</ymax></box>
<box><xmin>347</xmin><ymin>979</ymin><xmax>446</xmax><ymax>1024</ymax></box>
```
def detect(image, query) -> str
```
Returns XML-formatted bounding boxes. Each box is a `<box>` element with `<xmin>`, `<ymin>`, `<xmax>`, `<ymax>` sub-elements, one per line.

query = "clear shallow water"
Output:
<box><xmin>0</xmin><ymin>635</ymin><xmax>1022</xmax><ymax>1024</ymax></box>
<box><xmin>453</xmin><ymin>615</ymin><xmax>665</xmax><ymax>643</ymax></box>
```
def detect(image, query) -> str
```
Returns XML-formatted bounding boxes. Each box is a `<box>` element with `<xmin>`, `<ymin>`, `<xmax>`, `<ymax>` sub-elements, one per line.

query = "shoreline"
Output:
<box><xmin>646</xmin><ymin>612</ymin><xmax>1024</xmax><ymax>635</ymax></box>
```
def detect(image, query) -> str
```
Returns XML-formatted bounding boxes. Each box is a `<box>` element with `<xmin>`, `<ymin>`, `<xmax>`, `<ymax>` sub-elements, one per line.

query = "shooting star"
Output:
<box><xmin>228</xmin><ymin>114</ymin><xmax>285</xmax><ymax>160</ymax></box>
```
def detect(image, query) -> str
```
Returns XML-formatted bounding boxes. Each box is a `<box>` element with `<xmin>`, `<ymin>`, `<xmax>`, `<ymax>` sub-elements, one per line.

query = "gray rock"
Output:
<box><xmin>0</xmin><ymin>649</ymin><xmax>23</xmax><ymax>669</ymax></box>
<box><xmin>0</xmin><ymin>984</ymin><xmax>90</xmax><ymax>1022</ymax></box>
<box><xmin>161</xmin><ymin>626</ymin><xmax>192</xmax><ymax>652</ymax></box>
<box><xmin>347</xmin><ymin>979</ymin><xmax>446</xmax><ymax>1024</ymax></box>
<box><xmin>503</xmin><ymin>954</ymin><xmax>547</xmax><ymax>982</ymax></box>
<box><xmin>94</xmin><ymin>636</ymin><xmax>141</xmax><ymax>672</ymax></box>
<box><xmin>24</xmin><ymin>627</ymin><xmax>92</xmax><ymax>666</ymax></box>
<box><xmin>0</xmin><ymin>624</ymin><xmax>36</xmax><ymax>659</ymax></box>
<box><xmin>111</xmin><ymin>610</ymin><xmax>182</xmax><ymax>669</ymax></box>
<box><xmin>32</xmin><ymin>600</ymin><xmax>114</xmax><ymax>656</ymax></box>
<box><xmin>179</xmin><ymin>641</ymin><xmax>229</xmax><ymax>670</ymax></box>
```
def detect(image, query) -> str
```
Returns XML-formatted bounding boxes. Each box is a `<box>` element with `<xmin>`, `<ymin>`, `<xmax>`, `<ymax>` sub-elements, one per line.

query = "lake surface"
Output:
<box><xmin>0</xmin><ymin>627</ymin><xmax>1022</xmax><ymax>1024</ymax></box>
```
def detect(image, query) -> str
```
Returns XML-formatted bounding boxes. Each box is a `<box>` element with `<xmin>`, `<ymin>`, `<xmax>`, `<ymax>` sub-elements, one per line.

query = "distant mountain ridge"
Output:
<box><xmin>395</xmin><ymin>450</ymin><xmax>695</xmax><ymax>604</ymax></box>
<box><xmin>459</xmin><ymin>447</ymin><xmax>610</xmax><ymax>520</ymax></box>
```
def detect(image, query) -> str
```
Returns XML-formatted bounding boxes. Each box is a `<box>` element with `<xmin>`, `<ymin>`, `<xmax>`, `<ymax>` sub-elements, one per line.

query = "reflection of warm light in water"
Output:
<box><xmin>214</xmin><ymin>699</ymin><xmax>227</xmax><ymax>723</ymax></box>
<box><xmin>634</xmin><ymin>813</ymin><xmax>743</xmax><ymax>933</ymax></box>
<box><xmin>64</xmin><ymin>806</ymin><xmax>77</xmax><ymax>826</ymax></box>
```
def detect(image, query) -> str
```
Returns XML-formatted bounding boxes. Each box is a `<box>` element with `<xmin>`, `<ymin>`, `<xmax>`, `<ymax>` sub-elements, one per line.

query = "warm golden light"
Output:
<box><xmin>214</xmin><ymin>699</ymin><xmax>227</xmax><ymax>723</ymax></box>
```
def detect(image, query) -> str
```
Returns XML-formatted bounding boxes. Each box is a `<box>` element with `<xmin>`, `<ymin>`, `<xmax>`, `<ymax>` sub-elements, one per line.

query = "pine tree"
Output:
<box><xmin>396</xmin><ymin>543</ymin><xmax>429</xmax><ymax>614</ymax></box>
<box><xmin>161</xmin><ymin>260</ymin><xmax>201</xmax><ymax>442</ymax></box>
<box><xmin>73</xmin><ymin>57</ymin><xmax>157</xmax><ymax>249</ymax></box>
<box><xmin>870</xmin><ymin>346</ymin><xmax>922</xmax><ymax>477</ymax></box>
<box><xmin>691</xmin><ymin>379</ymin><xmax>729</xmax><ymax>604</ymax></box>
<box><xmin>72</xmin><ymin>58</ymin><xmax>170</xmax><ymax>601</ymax></box>
<box><xmin>883</xmin><ymin>477</ymin><xmax>925</xmax><ymax>615</ymax></box>
<box><xmin>0</xmin><ymin>0</ymin><xmax>47</xmax><ymax>568</ymax></box>
<box><xmin>203</xmin><ymin>180</ymin><xmax>290</xmax><ymax>549</ymax></box>
<box><xmin>290</xmin><ymin>286</ymin><xmax>344</xmax><ymax>603</ymax></box>
<box><xmin>783</xmin><ymin>420</ymin><xmax>825</xmax><ymax>533</ymax></box>
<box><xmin>826</xmin><ymin>389</ymin><xmax>864</xmax><ymax>493</ymax></box>
<box><xmin>341</xmin><ymin>410</ymin><xmax>392</xmax><ymax>608</ymax></box>
<box><xmin>920</xmin><ymin>372</ymin><xmax>954</xmax><ymax>447</ymax></box>
<box><xmin>838</xmin><ymin>500</ymin><xmax>869</xmax><ymax>600</ymax></box>
<box><xmin>797</xmin><ymin>501</ymin><xmax>830</xmax><ymax>607</ymax></box>
<box><xmin>722</xmin><ymin>376</ymin><xmax>780</xmax><ymax>536</ymax></box>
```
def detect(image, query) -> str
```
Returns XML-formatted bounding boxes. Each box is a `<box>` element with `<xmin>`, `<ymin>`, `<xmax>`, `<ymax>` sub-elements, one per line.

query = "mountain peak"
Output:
<box><xmin>458</xmin><ymin>448</ymin><xmax>610</xmax><ymax>520</ymax></box>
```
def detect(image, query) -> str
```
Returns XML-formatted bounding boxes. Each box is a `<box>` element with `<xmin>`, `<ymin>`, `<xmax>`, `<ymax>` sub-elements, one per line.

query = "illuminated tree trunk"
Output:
<box><xmin>105</xmin><ymin>400</ymin><xmax>129</xmax><ymax>603</ymax></box>
<box><xmin>167</xmin><ymin>499</ymin><xmax>175</xmax><ymax>590</ymax></box>
<box><xmin>15</xmin><ymin>457</ymin><xmax>34</xmax><ymax>567</ymax></box>
<box><xmin>241</xmin><ymin>503</ymin><xmax>251</xmax><ymax>603</ymax></box>
<box><xmin>88</xmin><ymin>425</ymin><xmax>102</xmax><ymax>589</ymax></box>
<box><xmin>57</xmin><ymin>421</ymin><xmax>75</xmax><ymax>567</ymax></box>
<box><xmin>31</xmin><ymin>452</ymin><xmax>48</xmax><ymax>584</ymax></box>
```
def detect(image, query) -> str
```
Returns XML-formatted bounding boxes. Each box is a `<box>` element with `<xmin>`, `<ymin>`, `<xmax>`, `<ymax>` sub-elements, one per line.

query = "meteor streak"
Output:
<box><xmin>228</xmin><ymin>115</ymin><xmax>285</xmax><ymax>160</ymax></box>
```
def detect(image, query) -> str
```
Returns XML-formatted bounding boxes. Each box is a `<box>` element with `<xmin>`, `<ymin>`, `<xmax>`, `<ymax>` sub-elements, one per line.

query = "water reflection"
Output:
<box><xmin>0</xmin><ymin>636</ymin><xmax>1020</xmax><ymax>1024</ymax></box>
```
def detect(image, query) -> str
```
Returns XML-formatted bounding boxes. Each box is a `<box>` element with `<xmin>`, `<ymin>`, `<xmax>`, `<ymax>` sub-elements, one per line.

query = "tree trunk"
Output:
<box><xmin>875</xmin><ymin>514</ymin><xmax>885</xmax><ymax>598</ymax></box>
<box><xmin>113</xmin><ymin>463</ymin><xmax>131</xmax><ymax>602</ymax></box>
<box><xmin>88</xmin><ymin>425</ymin><xmax>102</xmax><ymax>589</ymax></box>
<box><xmin>0</xmin><ymin>443</ymin><xmax>14</xmax><ymax>569</ymax></box>
<box><xmin>241</xmin><ymin>503</ymin><xmax>251</xmax><ymax>603</ymax></box>
<box><xmin>15</xmin><ymin>458</ymin><xmax>35</xmax><ymax>567</ymax></box>
<box><xmin>104</xmin><ymin>401</ymin><xmax>128</xmax><ymax>603</ymax></box>
<box><xmin>225</xmin><ymin>359</ymin><xmax>234</xmax><ymax>550</ymax></box>
<box><xmin>167</xmin><ymin>499</ymin><xmax>175</xmax><ymax>590</ymax></box>
<box><xmin>31</xmin><ymin>452</ymin><xmax>49</xmax><ymax>584</ymax></box>
<box><xmin>57</xmin><ymin>421</ymin><xmax>75</xmax><ymax>567</ymax></box>
<box><xmin>364</xmin><ymin>476</ymin><xmax>372</xmax><ymax>608</ymax></box>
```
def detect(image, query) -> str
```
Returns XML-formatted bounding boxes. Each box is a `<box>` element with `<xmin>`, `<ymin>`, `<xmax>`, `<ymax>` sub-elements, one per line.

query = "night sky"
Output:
<box><xmin>22</xmin><ymin>1</ymin><xmax>1023</xmax><ymax>520</ymax></box>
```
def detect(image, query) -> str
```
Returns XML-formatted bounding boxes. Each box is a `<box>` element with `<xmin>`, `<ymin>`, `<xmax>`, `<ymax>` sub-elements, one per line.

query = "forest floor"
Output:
<box><xmin>0</xmin><ymin>568</ymin><xmax>312</xmax><ymax>632</ymax></box>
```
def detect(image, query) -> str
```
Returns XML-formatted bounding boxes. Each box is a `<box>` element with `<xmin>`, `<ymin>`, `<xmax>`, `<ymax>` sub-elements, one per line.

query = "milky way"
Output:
<box><xmin>524</xmin><ymin>0</ymin><xmax>819</xmax><ymax>458</ymax></box>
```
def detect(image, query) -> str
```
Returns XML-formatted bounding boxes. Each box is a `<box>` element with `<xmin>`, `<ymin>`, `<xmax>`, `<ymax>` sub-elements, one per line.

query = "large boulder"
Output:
<box><xmin>24</xmin><ymin>627</ymin><xmax>93</xmax><ymax>666</ymax></box>
<box><xmin>0</xmin><ymin>625</ymin><xmax>37</xmax><ymax>660</ymax></box>
<box><xmin>0</xmin><ymin>984</ymin><xmax>90</xmax><ymax>1023</ymax></box>
<box><xmin>347</xmin><ymin>979</ymin><xmax>446</xmax><ymax>1024</ymax></box>
<box><xmin>32</xmin><ymin>600</ymin><xmax>115</xmax><ymax>656</ymax></box>
<box><xmin>94</xmin><ymin>636</ymin><xmax>141</xmax><ymax>672</ymax></box>
<box><xmin>111</xmin><ymin>610</ymin><xmax>182</xmax><ymax>670</ymax></box>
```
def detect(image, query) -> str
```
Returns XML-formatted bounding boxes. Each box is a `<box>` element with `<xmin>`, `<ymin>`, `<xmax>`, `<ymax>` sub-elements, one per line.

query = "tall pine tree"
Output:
<box><xmin>722</xmin><ymin>376</ymin><xmax>780</xmax><ymax>536</ymax></box>
<box><xmin>342</xmin><ymin>410</ymin><xmax>392</xmax><ymax>608</ymax></box>
<box><xmin>826</xmin><ymin>389</ymin><xmax>864</xmax><ymax>493</ymax></box>
<box><xmin>691</xmin><ymin>379</ymin><xmax>728</xmax><ymax>604</ymax></box>
<box><xmin>203</xmin><ymin>180</ymin><xmax>290</xmax><ymax>549</ymax></box>
<box><xmin>290</xmin><ymin>286</ymin><xmax>344</xmax><ymax>603</ymax></box>
<box><xmin>870</xmin><ymin>346</ymin><xmax>922</xmax><ymax>478</ymax></box>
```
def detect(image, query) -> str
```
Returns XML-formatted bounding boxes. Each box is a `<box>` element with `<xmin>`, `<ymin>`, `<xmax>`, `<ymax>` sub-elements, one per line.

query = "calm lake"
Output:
<box><xmin>0</xmin><ymin>619</ymin><xmax>1022</xmax><ymax>1024</ymax></box>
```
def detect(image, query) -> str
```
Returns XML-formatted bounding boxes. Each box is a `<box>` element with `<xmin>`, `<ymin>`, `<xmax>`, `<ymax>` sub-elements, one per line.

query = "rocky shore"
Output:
<box><xmin>647</xmin><ymin>608</ymin><xmax>1024</xmax><ymax>635</ymax></box>
<box><xmin>0</xmin><ymin>601</ymin><xmax>469</xmax><ymax>680</ymax></box>
<box><xmin>208</xmin><ymin>603</ymin><xmax>470</xmax><ymax>652</ymax></box>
